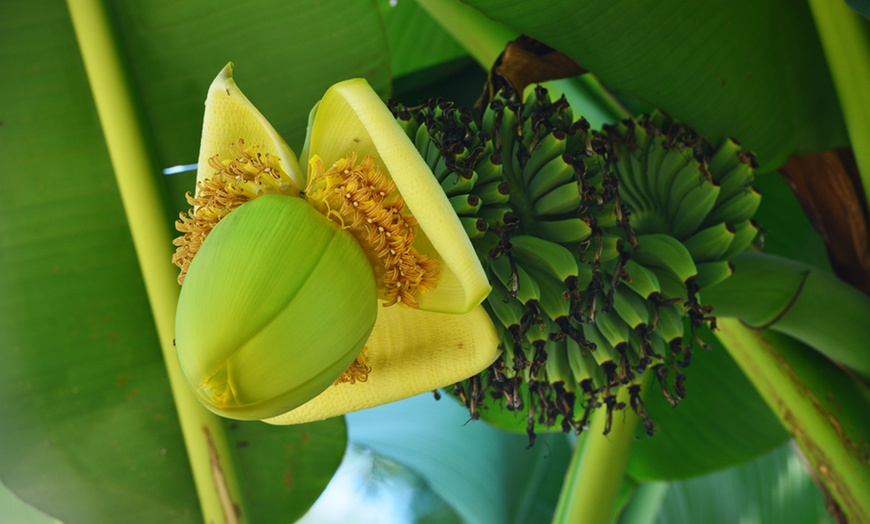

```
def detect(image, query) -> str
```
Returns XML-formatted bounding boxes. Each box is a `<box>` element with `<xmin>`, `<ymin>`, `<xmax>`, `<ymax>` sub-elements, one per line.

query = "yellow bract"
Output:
<box><xmin>265</xmin><ymin>304</ymin><xmax>500</xmax><ymax>424</ymax></box>
<box><xmin>175</xmin><ymin>63</ymin><xmax>499</xmax><ymax>423</ymax></box>
<box><xmin>306</xmin><ymin>79</ymin><xmax>491</xmax><ymax>313</ymax></box>
<box><xmin>197</xmin><ymin>64</ymin><xmax>304</xmax><ymax>193</ymax></box>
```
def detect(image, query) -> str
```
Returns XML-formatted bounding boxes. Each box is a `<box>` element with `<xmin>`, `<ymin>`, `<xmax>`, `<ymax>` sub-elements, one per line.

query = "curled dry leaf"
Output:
<box><xmin>780</xmin><ymin>149</ymin><xmax>870</xmax><ymax>296</ymax></box>
<box><xmin>477</xmin><ymin>34</ymin><xmax>587</xmax><ymax>110</ymax></box>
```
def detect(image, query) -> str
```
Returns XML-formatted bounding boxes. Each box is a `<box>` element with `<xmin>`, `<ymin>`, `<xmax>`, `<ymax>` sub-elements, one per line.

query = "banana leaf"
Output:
<box><xmin>0</xmin><ymin>0</ymin><xmax>387</xmax><ymax>521</ymax></box>
<box><xmin>3</xmin><ymin>0</ymin><xmax>868</xmax><ymax>522</ymax></box>
<box><xmin>461</xmin><ymin>0</ymin><xmax>847</xmax><ymax>172</ymax></box>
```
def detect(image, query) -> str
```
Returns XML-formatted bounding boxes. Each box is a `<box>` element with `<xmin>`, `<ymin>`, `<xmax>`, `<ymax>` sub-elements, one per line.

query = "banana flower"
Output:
<box><xmin>173</xmin><ymin>63</ymin><xmax>498</xmax><ymax>423</ymax></box>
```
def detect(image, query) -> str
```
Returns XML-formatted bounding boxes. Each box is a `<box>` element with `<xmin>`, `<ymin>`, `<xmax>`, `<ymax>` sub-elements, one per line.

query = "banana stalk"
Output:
<box><xmin>552</xmin><ymin>374</ymin><xmax>650</xmax><ymax>524</ymax></box>
<box><xmin>714</xmin><ymin>320</ymin><xmax>870</xmax><ymax>523</ymax></box>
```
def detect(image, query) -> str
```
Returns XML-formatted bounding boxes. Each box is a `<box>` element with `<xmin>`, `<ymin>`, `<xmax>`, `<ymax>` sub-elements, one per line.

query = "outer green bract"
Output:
<box><xmin>175</xmin><ymin>194</ymin><xmax>377</xmax><ymax>420</ymax></box>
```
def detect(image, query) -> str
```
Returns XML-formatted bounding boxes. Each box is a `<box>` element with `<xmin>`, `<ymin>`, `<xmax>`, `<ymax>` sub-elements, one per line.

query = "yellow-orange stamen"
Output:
<box><xmin>172</xmin><ymin>139</ymin><xmax>293</xmax><ymax>283</ymax></box>
<box><xmin>333</xmin><ymin>348</ymin><xmax>372</xmax><ymax>385</ymax></box>
<box><xmin>305</xmin><ymin>153</ymin><xmax>439</xmax><ymax>308</ymax></box>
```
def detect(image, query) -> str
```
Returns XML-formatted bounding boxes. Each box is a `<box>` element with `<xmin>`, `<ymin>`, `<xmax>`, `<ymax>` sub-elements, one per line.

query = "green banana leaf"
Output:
<box><xmin>347</xmin><ymin>393</ymin><xmax>573</xmax><ymax>524</ymax></box>
<box><xmin>379</xmin><ymin>0</ymin><xmax>466</xmax><ymax>79</ymax></box>
<box><xmin>622</xmin><ymin>443</ymin><xmax>834</xmax><ymax>524</ymax></box>
<box><xmin>0</xmin><ymin>0</ymin><xmax>386</xmax><ymax>521</ymax></box>
<box><xmin>383</xmin><ymin>0</ymin><xmax>485</xmax><ymax>106</ymax></box>
<box><xmin>0</xmin><ymin>483</ymin><xmax>60</xmax><ymax>524</ymax></box>
<box><xmin>4</xmin><ymin>0</ymin><xmax>867</xmax><ymax>522</ymax></box>
<box><xmin>848</xmin><ymin>0</ymin><xmax>870</xmax><ymax>18</ymax></box>
<box><xmin>461</xmin><ymin>0</ymin><xmax>847</xmax><ymax>172</ymax></box>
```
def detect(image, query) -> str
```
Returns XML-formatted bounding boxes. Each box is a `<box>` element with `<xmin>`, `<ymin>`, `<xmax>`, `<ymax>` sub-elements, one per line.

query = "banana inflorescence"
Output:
<box><xmin>390</xmin><ymin>86</ymin><xmax>761</xmax><ymax>444</ymax></box>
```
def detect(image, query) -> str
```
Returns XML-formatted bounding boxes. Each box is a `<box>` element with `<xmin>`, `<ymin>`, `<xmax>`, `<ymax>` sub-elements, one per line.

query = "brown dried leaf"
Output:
<box><xmin>477</xmin><ymin>35</ymin><xmax>587</xmax><ymax>110</ymax></box>
<box><xmin>780</xmin><ymin>149</ymin><xmax>870</xmax><ymax>295</ymax></box>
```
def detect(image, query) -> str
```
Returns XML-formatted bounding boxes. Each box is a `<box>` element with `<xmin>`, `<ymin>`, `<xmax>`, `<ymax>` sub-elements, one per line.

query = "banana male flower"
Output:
<box><xmin>172</xmin><ymin>63</ymin><xmax>499</xmax><ymax>423</ymax></box>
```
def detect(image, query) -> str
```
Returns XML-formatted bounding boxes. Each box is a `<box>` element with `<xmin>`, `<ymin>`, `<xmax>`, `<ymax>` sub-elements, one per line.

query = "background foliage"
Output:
<box><xmin>2</xmin><ymin>0</ymin><xmax>867</xmax><ymax>522</ymax></box>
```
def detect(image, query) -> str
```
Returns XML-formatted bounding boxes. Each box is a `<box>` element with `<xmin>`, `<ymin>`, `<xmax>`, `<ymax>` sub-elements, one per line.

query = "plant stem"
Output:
<box><xmin>66</xmin><ymin>1</ymin><xmax>244</xmax><ymax>522</ymax></box>
<box><xmin>714</xmin><ymin>318</ymin><xmax>870</xmax><ymax>523</ymax></box>
<box><xmin>806</xmin><ymin>0</ymin><xmax>870</xmax><ymax>211</ymax></box>
<box><xmin>416</xmin><ymin>0</ymin><xmax>514</xmax><ymax>68</ymax></box>
<box><xmin>551</xmin><ymin>377</ymin><xmax>645</xmax><ymax>524</ymax></box>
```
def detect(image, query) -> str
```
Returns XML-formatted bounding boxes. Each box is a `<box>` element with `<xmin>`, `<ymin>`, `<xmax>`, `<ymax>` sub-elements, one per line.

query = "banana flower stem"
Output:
<box><xmin>66</xmin><ymin>1</ymin><xmax>245</xmax><ymax>522</ymax></box>
<box><xmin>552</xmin><ymin>374</ymin><xmax>649</xmax><ymax>524</ymax></box>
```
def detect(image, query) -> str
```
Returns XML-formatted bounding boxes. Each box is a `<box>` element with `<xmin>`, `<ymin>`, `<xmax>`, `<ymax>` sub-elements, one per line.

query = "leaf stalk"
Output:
<box><xmin>65</xmin><ymin>1</ymin><xmax>245</xmax><ymax>522</ymax></box>
<box><xmin>714</xmin><ymin>319</ymin><xmax>870</xmax><ymax>523</ymax></box>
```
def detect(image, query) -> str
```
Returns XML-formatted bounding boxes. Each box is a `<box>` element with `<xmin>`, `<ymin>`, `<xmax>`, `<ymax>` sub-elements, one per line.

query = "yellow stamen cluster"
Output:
<box><xmin>306</xmin><ymin>153</ymin><xmax>439</xmax><ymax>308</ymax></box>
<box><xmin>333</xmin><ymin>348</ymin><xmax>372</xmax><ymax>385</ymax></box>
<box><xmin>172</xmin><ymin>139</ymin><xmax>293</xmax><ymax>283</ymax></box>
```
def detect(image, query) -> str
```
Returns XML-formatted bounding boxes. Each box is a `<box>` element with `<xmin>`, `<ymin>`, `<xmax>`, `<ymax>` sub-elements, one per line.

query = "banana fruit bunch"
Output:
<box><xmin>391</xmin><ymin>87</ymin><xmax>760</xmax><ymax>443</ymax></box>
<box><xmin>391</xmin><ymin>98</ymin><xmax>512</xmax><ymax>242</ymax></box>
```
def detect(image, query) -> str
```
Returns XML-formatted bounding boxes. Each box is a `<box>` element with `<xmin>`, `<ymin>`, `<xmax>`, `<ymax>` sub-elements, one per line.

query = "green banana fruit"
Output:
<box><xmin>523</xmin><ymin>130</ymin><xmax>568</xmax><ymax>187</ymax></box>
<box><xmin>716</xmin><ymin>161</ymin><xmax>755</xmax><ymax>203</ymax></box>
<box><xmin>720</xmin><ymin>219</ymin><xmax>759</xmax><ymax>259</ymax></box>
<box><xmin>475</xmin><ymin>180</ymin><xmax>512</xmax><ymax>205</ymax></box>
<box><xmin>580</xmin><ymin>234</ymin><xmax>623</xmax><ymax>265</ymax></box>
<box><xmin>426</xmin><ymin>133</ymin><xmax>442</xmax><ymax>169</ymax></box>
<box><xmin>545</xmin><ymin>337</ymin><xmax>576</xmax><ymax>393</ymax></box>
<box><xmin>440</xmin><ymin>170</ymin><xmax>478</xmax><ymax>197</ymax></box>
<box><xmin>581</xmin><ymin>322</ymin><xmax>616</xmax><ymax>367</ymax></box>
<box><xmin>527</xmin><ymin>154</ymin><xmax>576</xmax><ymax>202</ymax></box>
<box><xmin>668</xmin><ymin>178</ymin><xmax>720</xmax><ymax>239</ymax></box>
<box><xmin>707</xmin><ymin>138</ymin><xmax>743</xmax><ymax>175</ymax></box>
<box><xmin>449</xmin><ymin>193</ymin><xmax>482</xmax><ymax>216</ymax></box>
<box><xmin>695</xmin><ymin>260</ymin><xmax>734</xmax><ymax>289</ymax></box>
<box><xmin>654</xmin><ymin>148</ymin><xmax>696</xmax><ymax>208</ymax></box>
<box><xmin>703</xmin><ymin>186</ymin><xmax>762</xmax><ymax>227</ymax></box>
<box><xmin>486</xmin><ymin>278</ymin><xmax>525</xmax><ymax>329</ymax></box>
<box><xmin>510</xmin><ymin>234</ymin><xmax>580</xmax><ymax>283</ymax></box>
<box><xmin>612</xmin><ymin>285</ymin><xmax>652</xmax><ymax>330</ymax></box>
<box><xmin>475</xmin><ymin>155</ymin><xmax>504</xmax><ymax>185</ymax></box>
<box><xmin>523</xmin><ymin>263</ymin><xmax>572</xmax><ymax>321</ymax></box>
<box><xmin>595</xmin><ymin>303</ymin><xmax>633</xmax><ymax>349</ymax></box>
<box><xmin>611</xmin><ymin>144</ymin><xmax>653</xmax><ymax>214</ymax></box>
<box><xmin>632</xmin><ymin>233</ymin><xmax>698</xmax><ymax>282</ymax></box>
<box><xmin>431</xmin><ymin>155</ymin><xmax>451</xmax><ymax>182</ymax></box>
<box><xmin>534</xmin><ymin>180</ymin><xmax>582</xmax><ymax>216</ymax></box>
<box><xmin>682</xmin><ymin>223</ymin><xmax>736</xmax><ymax>263</ymax></box>
<box><xmin>414</xmin><ymin>124</ymin><xmax>431</xmax><ymax>162</ymax></box>
<box><xmin>536</xmin><ymin>217</ymin><xmax>593</xmax><ymax>244</ymax></box>
<box><xmin>490</xmin><ymin>254</ymin><xmax>541</xmax><ymax>305</ymax></box>
<box><xmin>649</xmin><ymin>266</ymin><xmax>690</xmax><ymax>303</ymax></box>
<box><xmin>621</xmin><ymin>259</ymin><xmax>663</xmax><ymax>300</ymax></box>
<box><xmin>459</xmin><ymin>216</ymin><xmax>488</xmax><ymax>239</ymax></box>
<box><xmin>392</xmin><ymin>89</ymin><xmax>761</xmax><ymax>444</ymax></box>
<box><xmin>477</xmin><ymin>205</ymin><xmax>516</xmax><ymax>227</ymax></box>
<box><xmin>564</xmin><ymin>336</ymin><xmax>596</xmax><ymax>391</ymax></box>
<box><xmin>653</xmin><ymin>303</ymin><xmax>685</xmax><ymax>345</ymax></box>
